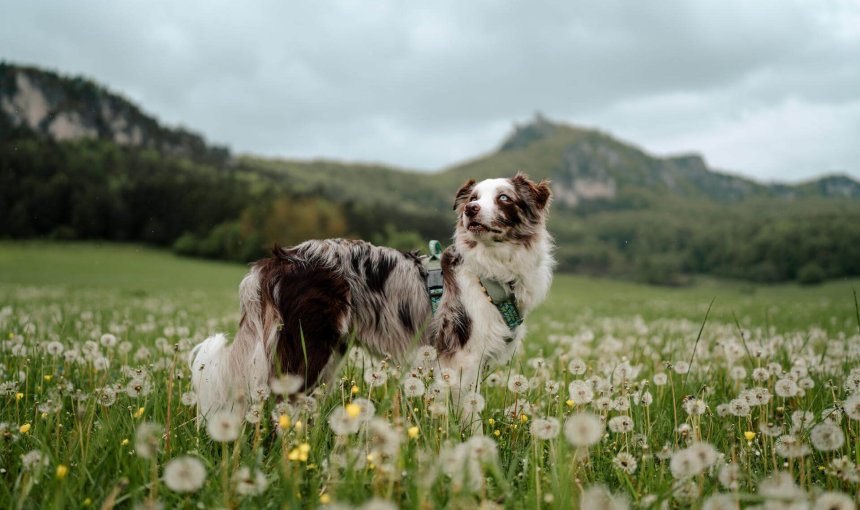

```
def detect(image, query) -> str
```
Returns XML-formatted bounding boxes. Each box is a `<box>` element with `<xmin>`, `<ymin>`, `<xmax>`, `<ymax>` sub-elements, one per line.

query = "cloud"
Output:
<box><xmin>1</xmin><ymin>0</ymin><xmax>858</xmax><ymax>180</ymax></box>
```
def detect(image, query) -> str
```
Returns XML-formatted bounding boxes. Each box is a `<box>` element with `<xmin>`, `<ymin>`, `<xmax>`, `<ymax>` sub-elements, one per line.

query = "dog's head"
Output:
<box><xmin>453</xmin><ymin>172</ymin><xmax>551</xmax><ymax>245</ymax></box>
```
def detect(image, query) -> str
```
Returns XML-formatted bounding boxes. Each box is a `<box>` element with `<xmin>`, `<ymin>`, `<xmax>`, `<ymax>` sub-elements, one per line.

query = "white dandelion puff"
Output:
<box><xmin>163</xmin><ymin>456</ymin><xmax>207</xmax><ymax>493</ymax></box>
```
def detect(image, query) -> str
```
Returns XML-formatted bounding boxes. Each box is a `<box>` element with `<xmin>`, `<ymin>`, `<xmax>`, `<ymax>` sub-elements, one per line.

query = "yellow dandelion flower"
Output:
<box><xmin>566</xmin><ymin>399</ymin><xmax>574</xmax><ymax>407</ymax></box>
<box><xmin>40</xmin><ymin>412</ymin><xmax>48</xmax><ymax>419</ymax></box>
<box><xmin>345</xmin><ymin>403</ymin><xmax>361</xmax><ymax>418</ymax></box>
<box><xmin>15</xmin><ymin>392</ymin><xmax>23</xmax><ymax>401</ymax></box>
<box><xmin>744</xmin><ymin>431</ymin><xmax>756</xmax><ymax>441</ymax></box>
<box><xmin>278</xmin><ymin>415</ymin><xmax>291</xmax><ymax>429</ymax></box>
<box><xmin>83</xmin><ymin>498</ymin><xmax>92</xmax><ymax>507</ymax></box>
<box><xmin>488</xmin><ymin>418</ymin><xmax>495</xmax><ymax>425</ymax></box>
<box><xmin>287</xmin><ymin>448</ymin><xmax>300</xmax><ymax>461</ymax></box>
<box><xmin>493</xmin><ymin>429</ymin><xmax>500</xmax><ymax>437</ymax></box>
<box><xmin>520</xmin><ymin>414</ymin><xmax>529</xmax><ymax>423</ymax></box>
<box><xmin>43</xmin><ymin>375</ymin><xmax>53</xmax><ymax>382</ymax></box>
<box><xmin>19</xmin><ymin>423</ymin><xmax>31</xmax><ymax>434</ymax></box>
<box><xmin>350</xmin><ymin>385</ymin><xmax>359</xmax><ymax>394</ymax></box>
<box><xmin>320</xmin><ymin>494</ymin><xmax>331</xmax><ymax>504</ymax></box>
<box><xmin>133</xmin><ymin>407</ymin><xmax>145</xmax><ymax>418</ymax></box>
<box><xmin>121</xmin><ymin>438</ymin><xmax>129</xmax><ymax>446</ymax></box>
<box><xmin>408</xmin><ymin>426</ymin><xmax>419</xmax><ymax>439</ymax></box>
<box><xmin>299</xmin><ymin>443</ymin><xmax>311</xmax><ymax>453</ymax></box>
<box><xmin>294</xmin><ymin>420</ymin><xmax>303</xmax><ymax>431</ymax></box>
<box><xmin>56</xmin><ymin>464</ymin><xmax>68</xmax><ymax>479</ymax></box>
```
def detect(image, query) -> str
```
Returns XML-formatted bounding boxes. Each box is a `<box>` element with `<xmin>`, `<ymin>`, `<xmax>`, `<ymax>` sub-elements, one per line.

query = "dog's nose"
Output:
<box><xmin>465</xmin><ymin>203</ymin><xmax>481</xmax><ymax>217</ymax></box>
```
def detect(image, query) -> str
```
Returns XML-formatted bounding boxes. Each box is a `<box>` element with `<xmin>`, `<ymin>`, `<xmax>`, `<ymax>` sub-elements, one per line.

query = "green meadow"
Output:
<box><xmin>1</xmin><ymin>242</ymin><xmax>858</xmax><ymax>509</ymax></box>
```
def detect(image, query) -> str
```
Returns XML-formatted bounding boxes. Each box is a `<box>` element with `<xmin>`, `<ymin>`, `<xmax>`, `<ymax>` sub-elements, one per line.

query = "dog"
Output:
<box><xmin>190</xmin><ymin>173</ymin><xmax>554</xmax><ymax>418</ymax></box>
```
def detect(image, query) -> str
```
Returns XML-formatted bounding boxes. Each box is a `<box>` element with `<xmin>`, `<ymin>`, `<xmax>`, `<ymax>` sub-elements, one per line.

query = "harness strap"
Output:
<box><xmin>479</xmin><ymin>277</ymin><xmax>524</xmax><ymax>331</ymax></box>
<box><xmin>422</xmin><ymin>240</ymin><xmax>523</xmax><ymax>333</ymax></box>
<box><xmin>425</xmin><ymin>240</ymin><xmax>443</xmax><ymax>314</ymax></box>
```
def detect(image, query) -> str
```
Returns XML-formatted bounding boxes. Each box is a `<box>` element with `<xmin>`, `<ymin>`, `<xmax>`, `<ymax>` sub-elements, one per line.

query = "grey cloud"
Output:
<box><xmin>1</xmin><ymin>0</ymin><xmax>858</xmax><ymax>179</ymax></box>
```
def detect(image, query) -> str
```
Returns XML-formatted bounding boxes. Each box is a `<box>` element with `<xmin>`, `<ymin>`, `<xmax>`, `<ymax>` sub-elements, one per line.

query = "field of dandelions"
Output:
<box><xmin>2</xmin><ymin>243</ymin><xmax>860</xmax><ymax>510</ymax></box>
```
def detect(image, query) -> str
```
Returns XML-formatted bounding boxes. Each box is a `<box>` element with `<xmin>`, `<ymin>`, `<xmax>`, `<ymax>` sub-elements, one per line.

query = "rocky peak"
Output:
<box><xmin>0</xmin><ymin>62</ymin><xmax>228</xmax><ymax>164</ymax></box>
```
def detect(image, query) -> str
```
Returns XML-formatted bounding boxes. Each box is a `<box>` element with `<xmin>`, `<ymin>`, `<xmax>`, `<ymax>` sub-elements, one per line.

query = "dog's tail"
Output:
<box><xmin>189</xmin><ymin>267</ymin><xmax>274</xmax><ymax>420</ymax></box>
<box><xmin>189</xmin><ymin>333</ymin><xmax>234</xmax><ymax>418</ymax></box>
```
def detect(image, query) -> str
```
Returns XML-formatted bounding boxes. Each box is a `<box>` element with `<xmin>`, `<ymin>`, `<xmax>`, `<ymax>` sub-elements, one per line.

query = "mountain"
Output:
<box><xmin>0</xmin><ymin>62</ymin><xmax>228</xmax><ymax>164</ymax></box>
<box><xmin>2</xmin><ymin>62</ymin><xmax>859</xmax><ymax>285</ymax></box>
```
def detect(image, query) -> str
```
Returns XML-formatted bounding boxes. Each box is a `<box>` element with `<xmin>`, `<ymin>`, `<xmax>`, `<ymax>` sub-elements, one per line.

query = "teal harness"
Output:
<box><xmin>423</xmin><ymin>240</ymin><xmax>523</xmax><ymax>331</ymax></box>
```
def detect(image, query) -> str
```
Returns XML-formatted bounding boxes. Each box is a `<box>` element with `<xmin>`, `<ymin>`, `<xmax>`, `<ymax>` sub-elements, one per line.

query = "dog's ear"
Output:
<box><xmin>452</xmin><ymin>179</ymin><xmax>476</xmax><ymax>210</ymax></box>
<box><xmin>512</xmin><ymin>172</ymin><xmax>552</xmax><ymax>211</ymax></box>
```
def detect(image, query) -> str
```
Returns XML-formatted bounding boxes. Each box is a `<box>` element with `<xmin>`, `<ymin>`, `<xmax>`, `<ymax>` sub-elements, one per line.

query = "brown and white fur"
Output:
<box><xmin>190</xmin><ymin>173</ymin><xmax>554</xmax><ymax>418</ymax></box>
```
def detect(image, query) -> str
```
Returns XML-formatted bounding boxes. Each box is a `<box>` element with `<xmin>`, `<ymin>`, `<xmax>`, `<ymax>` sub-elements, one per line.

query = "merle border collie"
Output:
<box><xmin>190</xmin><ymin>173</ymin><xmax>554</xmax><ymax>418</ymax></box>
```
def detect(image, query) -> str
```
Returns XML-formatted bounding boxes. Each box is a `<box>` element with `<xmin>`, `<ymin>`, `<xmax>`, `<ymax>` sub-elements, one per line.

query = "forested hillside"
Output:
<box><xmin>2</xmin><ymin>63</ymin><xmax>859</xmax><ymax>285</ymax></box>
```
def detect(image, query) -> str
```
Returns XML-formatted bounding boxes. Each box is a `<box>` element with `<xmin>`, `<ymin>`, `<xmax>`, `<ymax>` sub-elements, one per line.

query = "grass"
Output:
<box><xmin>1</xmin><ymin>242</ymin><xmax>859</xmax><ymax>509</ymax></box>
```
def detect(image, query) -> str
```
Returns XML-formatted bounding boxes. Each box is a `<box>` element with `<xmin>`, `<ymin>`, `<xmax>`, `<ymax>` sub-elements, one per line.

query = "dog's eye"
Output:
<box><xmin>498</xmin><ymin>194</ymin><xmax>510</xmax><ymax>202</ymax></box>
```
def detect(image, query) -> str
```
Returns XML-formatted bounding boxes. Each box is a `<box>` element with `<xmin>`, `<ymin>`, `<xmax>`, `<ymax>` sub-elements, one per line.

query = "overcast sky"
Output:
<box><xmin>2</xmin><ymin>0</ymin><xmax>859</xmax><ymax>182</ymax></box>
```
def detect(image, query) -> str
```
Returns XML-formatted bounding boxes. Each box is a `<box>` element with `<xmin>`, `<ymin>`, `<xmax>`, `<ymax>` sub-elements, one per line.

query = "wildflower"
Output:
<box><xmin>100</xmin><ymin>333</ymin><xmax>117</xmax><ymax>347</ymax></box>
<box><xmin>530</xmin><ymin>417</ymin><xmax>560</xmax><ymax>440</ymax></box>
<box><xmin>245</xmin><ymin>404</ymin><xmax>263</xmax><ymax>425</ymax></box>
<box><xmin>670</xmin><ymin>449</ymin><xmax>705</xmax><ymax>479</ymax></box>
<box><xmin>683</xmin><ymin>398</ymin><xmax>706</xmax><ymax>416</ymax></box>
<box><xmin>544</xmin><ymin>380</ymin><xmax>560</xmax><ymax>394</ymax></box>
<box><xmin>408</xmin><ymin>426</ymin><xmax>419</xmax><ymax>439</ymax></box>
<box><xmin>328</xmin><ymin>406</ymin><xmax>361</xmax><ymax>436</ymax></box>
<box><xmin>728</xmin><ymin>399</ymin><xmax>750</xmax><ymax>417</ymax></box>
<box><xmin>568</xmin><ymin>380</ymin><xmax>593</xmax><ymax>405</ymax></box>
<box><xmin>436</xmin><ymin>368</ymin><xmax>456</xmax><ymax>387</ymax></box>
<box><xmin>135</xmin><ymin>422</ymin><xmax>162</xmax><ymax>459</ymax></box>
<box><xmin>363</xmin><ymin>367</ymin><xmax>388</xmax><ymax>387</ymax></box>
<box><xmin>652</xmin><ymin>373</ymin><xmax>668</xmax><ymax>386</ymax></box>
<box><xmin>180</xmin><ymin>391</ymin><xmax>197</xmax><ymax>407</ymax></box>
<box><xmin>810</xmin><ymin>423</ymin><xmax>845</xmax><ymax>452</ymax></box>
<box><xmin>19</xmin><ymin>423</ymin><xmax>31</xmax><ymax>434</ymax></box>
<box><xmin>563</xmin><ymin>412</ymin><xmax>604</xmax><ymax>447</ymax></box>
<box><xmin>270</xmin><ymin>374</ymin><xmax>303</xmax><ymax>395</ymax></box>
<box><xmin>579</xmin><ymin>485</ymin><xmax>629</xmax><ymax>510</ymax></box>
<box><xmin>718</xmin><ymin>464</ymin><xmax>741</xmax><ymax>490</ymax></box>
<box><xmin>673</xmin><ymin>361</ymin><xmax>690</xmax><ymax>375</ymax></box>
<box><xmin>56</xmin><ymin>464</ymin><xmax>68</xmax><ymax>479</ymax></box>
<box><xmin>46</xmin><ymin>341</ymin><xmax>64</xmax><ymax>356</ymax></box>
<box><xmin>843</xmin><ymin>394</ymin><xmax>860</xmax><ymax>420</ymax></box>
<box><xmin>689</xmin><ymin>442</ymin><xmax>719</xmax><ymax>468</ymax></box>
<box><xmin>278</xmin><ymin>415</ymin><xmax>291</xmax><ymax>430</ymax></box>
<box><xmin>702</xmin><ymin>494</ymin><xmax>738</xmax><ymax>510</ymax></box>
<box><xmin>608</xmin><ymin>415</ymin><xmax>634</xmax><ymax>434</ymax></box>
<box><xmin>758</xmin><ymin>472</ymin><xmax>806</xmax><ymax>504</ymax></box>
<box><xmin>507</xmin><ymin>374</ymin><xmax>529</xmax><ymax>393</ymax></box>
<box><xmin>461</xmin><ymin>392</ymin><xmax>485</xmax><ymax>415</ymax></box>
<box><xmin>812</xmin><ymin>492</ymin><xmax>855</xmax><ymax>510</ymax></box>
<box><xmin>567</xmin><ymin>358</ymin><xmax>587</xmax><ymax>375</ymax></box>
<box><xmin>232</xmin><ymin>466</ymin><xmax>268</xmax><ymax>496</ymax></box>
<box><xmin>402</xmin><ymin>377</ymin><xmax>425</xmax><ymax>398</ymax></box>
<box><xmin>414</xmin><ymin>345</ymin><xmax>438</xmax><ymax>364</ymax></box>
<box><xmin>366</xmin><ymin>418</ymin><xmax>402</xmax><ymax>459</ymax></box>
<box><xmin>774</xmin><ymin>434</ymin><xmax>811</xmax><ymax>459</ymax></box>
<box><xmin>744</xmin><ymin>431</ymin><xmax>756</xmax><ymax>441</ymax></box>
<box><xmin>729</xmin><ymin>366</ymin><xmax>746</xmax><ymax>380</ymax></box>
<box><xmin>613</xmin><ymin>452</ymin><xmax>637</xmax><ymax>474</ymax></box>
<box><xmin>21</xmin><ymin>450</ymin><xmax>47</xmax><ymax>471</ymax></box>
<box><xmin>774</xmin><ymin>378</ymin><xmax>798</xmax><ymax>398</ymax></box>
<box><xmin>751</xmin><ymin>367</ymin><xmax>770</xmax><ymax>381</ymax></box>
<box><xmin>206</xmin><ymin>410</ymin><xmax>242</xmax><ymax>442</ymax></box>
<box><xmin>352</xmin><ymin>398</ymin><xmax>376</xmax><ymax>420</ymax></box>
<box><xmin>15</xmin><ymin>392</ymin><xmax>23</xmax><ymax>401</ymax></box>
<box><xmin>485</xmin><ymin>373</ymin><xmax>503</xmax><ymax>386</ymax></box>
<box><xmin>162</xmin><ymin>456</ymin><xmax>207</xmax><ymax>493</ymax></box>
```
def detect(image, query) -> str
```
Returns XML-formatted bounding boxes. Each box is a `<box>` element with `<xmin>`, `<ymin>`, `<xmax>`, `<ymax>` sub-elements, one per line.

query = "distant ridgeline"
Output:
<box><xmin>2</xmin><ymin>63</ymin><xmax>859</xmax><ymax>285</ymax></box>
